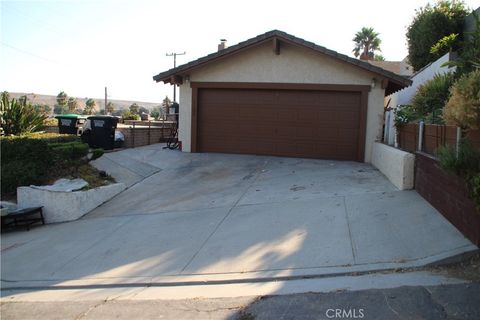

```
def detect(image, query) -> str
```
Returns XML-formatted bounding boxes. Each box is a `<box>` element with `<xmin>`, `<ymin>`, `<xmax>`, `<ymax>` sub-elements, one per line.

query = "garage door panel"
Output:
<box><xmin>197</xmin><ymin>88</ymin><xmax>361</xmax><ymax>161</ymax></box>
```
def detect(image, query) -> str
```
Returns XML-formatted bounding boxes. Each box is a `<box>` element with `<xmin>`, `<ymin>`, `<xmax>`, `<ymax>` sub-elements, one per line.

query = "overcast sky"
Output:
<box><xmin>1</xmin><ymin>0</ymin><xmax>478</xmax><ymax>104</ymax></box>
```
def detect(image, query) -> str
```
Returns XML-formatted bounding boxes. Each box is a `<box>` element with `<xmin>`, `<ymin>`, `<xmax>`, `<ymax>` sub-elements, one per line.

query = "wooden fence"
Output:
<box><xmin>397</xmin><ymin>123</ymin><xmax>480</xmax><ymax>155</ymax></box>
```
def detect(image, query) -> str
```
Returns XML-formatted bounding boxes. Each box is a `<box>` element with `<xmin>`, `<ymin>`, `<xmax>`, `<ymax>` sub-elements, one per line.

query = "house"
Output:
<box><xmin>367</xmin><ymin>58</ymin><xmax>414</xmax><ymax>78</ymax></box>
<box><xmin>153</xmin><ymin>30</ymin><xmax>411</xmax><ymax>162</ymax></box>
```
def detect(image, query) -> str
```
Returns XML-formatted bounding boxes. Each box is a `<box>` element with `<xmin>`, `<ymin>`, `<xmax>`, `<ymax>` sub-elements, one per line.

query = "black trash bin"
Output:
<box><xmin>84</xmin><ymin>116</ymin><xmax>118</xmax><ymax>150</ymax></box>
<box><xmin>55</xmin><ymin>114</ymin><xmax>86</xmax><ymax>134</ymax></box>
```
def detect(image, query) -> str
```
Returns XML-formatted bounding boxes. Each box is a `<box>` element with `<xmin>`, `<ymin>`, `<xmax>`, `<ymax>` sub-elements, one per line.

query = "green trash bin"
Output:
<box><xmin>55</xmin><ymin>114</ymin><xmax>86</xmax><ymax>135</ymax></box>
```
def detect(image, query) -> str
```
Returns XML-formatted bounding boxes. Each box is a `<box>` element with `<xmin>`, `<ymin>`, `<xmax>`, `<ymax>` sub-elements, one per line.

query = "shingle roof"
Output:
<box><xmin>153</xmin><ymin>30</ymin><xmax>412</xmax><ymax>94</ymax></box>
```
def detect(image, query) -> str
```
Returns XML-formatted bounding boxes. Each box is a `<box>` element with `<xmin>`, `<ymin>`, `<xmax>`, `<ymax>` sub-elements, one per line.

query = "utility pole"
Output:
<box><xmin>104</xmin><ymin>87</ymin><xmax>107</xmax><ymax>114</ymax></box>
<box><xmin>166</xmin><ymin>51</ymin><xmax>186</xmax><ymax>102</ymax></box>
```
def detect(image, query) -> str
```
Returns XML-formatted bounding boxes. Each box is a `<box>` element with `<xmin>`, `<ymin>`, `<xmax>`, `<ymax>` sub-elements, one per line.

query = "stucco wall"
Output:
<box><xmin>17</xmin><ymin>183</ymin><xmax>126</xmax><ymax>223</ymax></box>
<box><xmin>371</xmin><ymin>142</ymin><xmax>415</xmax><ymax>190</ymax></box>
<box><xmin>387</xmin><ymin>52</ymin><xmax>455</xmax><ymax>108</ymax></box>
<box><xmin>179</xmin><ymin>41</ymin><xmax>386</xmax><ymax>162</ymax></box>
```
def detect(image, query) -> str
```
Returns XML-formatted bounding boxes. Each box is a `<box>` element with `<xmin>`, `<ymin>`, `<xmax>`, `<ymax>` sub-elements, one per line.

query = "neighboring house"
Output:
<box><xmin>387</xmin><ymin>52</ymin><xmax>455</xmax><ymax>108</ymax></box>
<box><xmin>153</xmin><ymin>30</ymin><xmax>411</xmax><ymax>162</ymax></box>
<box><xmin>367</xmin><ymin>58</ymin><xmax>414</xmax><ymax>78</ymax></box>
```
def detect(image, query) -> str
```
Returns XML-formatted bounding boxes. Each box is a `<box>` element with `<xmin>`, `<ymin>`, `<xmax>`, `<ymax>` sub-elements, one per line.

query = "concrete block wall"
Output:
<box><xmin>415</xmin><ymin>152</ymin><xmax>480</xmax><ymax>246</ymax></box>
<box><xmin>371</xmin><ymin>142</ymin><xmax>415</xmax><ymax>190</ymax></box>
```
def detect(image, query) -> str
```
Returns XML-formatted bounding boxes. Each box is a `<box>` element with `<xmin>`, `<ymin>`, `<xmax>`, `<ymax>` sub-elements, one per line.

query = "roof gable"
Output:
<box><xmin>153</xmin><ymin>30</ymin><xmax>412</xmax><ymax>94</ymax></box>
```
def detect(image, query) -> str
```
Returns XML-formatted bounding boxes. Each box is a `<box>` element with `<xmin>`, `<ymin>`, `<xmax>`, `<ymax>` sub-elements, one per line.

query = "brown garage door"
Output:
<box><xmin>197</xmin><ymin>88</ymin><xmax>363</xmax><ymax>161</ymax></box>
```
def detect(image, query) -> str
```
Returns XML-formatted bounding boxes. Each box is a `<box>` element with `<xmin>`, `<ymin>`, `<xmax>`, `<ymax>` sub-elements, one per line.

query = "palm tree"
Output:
<box><xmin>67</xmin><ymin>97</ymin><xmax>78</xmax><ymax>113</ymax></box>
<box><xmin>83</xmin><ymin>98</ymin><xmax>96</xmax><ymax>115</ymax></box>
<box><xmin>106</xmin><ymin>102</ymin><xmax>115</xmax><ymax>114</ymax></box>
<box><xmin>353</xmin><ymin>27</ymin><xmax>381</xmax><ymax>60</ymax></box>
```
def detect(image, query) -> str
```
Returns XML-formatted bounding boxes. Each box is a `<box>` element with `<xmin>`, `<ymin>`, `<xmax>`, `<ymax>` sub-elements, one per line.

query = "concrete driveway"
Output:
<box><xmin>1</xmin><ymin>144</ymin><xmax>477</xmax><ymax>291</ymax></box>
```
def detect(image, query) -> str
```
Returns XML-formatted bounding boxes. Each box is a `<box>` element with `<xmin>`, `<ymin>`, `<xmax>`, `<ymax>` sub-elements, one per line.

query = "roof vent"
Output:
<box><xmin>218</xmin><ymin>39</ymin><xmax>227</xmax><ymax>51</ymax></box>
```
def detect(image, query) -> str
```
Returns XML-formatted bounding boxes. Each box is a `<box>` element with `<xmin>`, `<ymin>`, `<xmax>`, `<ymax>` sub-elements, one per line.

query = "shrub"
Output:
<box><xmin>443</xmin><ymin>70</ymin><xmax>480</xmax><ymax>129</ymax></box>
<box><xmin>91</xmin><ymin>148</ymin><xmax>104</xmax><ymax>160</ymax></box>
<box><xmin>438</xmin><ymin>141</ymin><xmax>480</xmax><ymax>175</ymax></box>
<box><xmin>50</xmin><ymin>141</ymin><xmax>89</xmax><ymax>162</ymax></box>
<box><xmin>20</xmin><ymin>132</ymin><xmax>80</xmax><ymax>143</ymax></box>
<box><xmin>394</xmin><ymin>104</ymin><xmax>418</xmax><ymax>127</ymax></box>
<box><xmin>411</xmin><ymin>72</ymin><xmax>456</xmax><ymax>123</ymax></box>
<box><xmin>1</xmin><ymin>92</ymin><xmax>47</xmax><ymax>135</ymax></box>
<box><xmin>469</xmin><ymin>174</ymin><xmax>480</xmax><ymax>208</ymax></box>
<box><xmin>430</xmin><ymin>33</ymin><xmax>459</xmax><ymax>55</ymax></box>
<box><xmin>1</xmin><ymin>134</ymin><xmax>87</xmax><ymax>194</ymax></box>
<box><xmin>122</xmin><ymin>111</ymin><xmax>140</xmax><ymax>120</ymax></box>
<box><xmin>406</xmin><ymin>1</ymin><xmax>468</xmax><ymax>71</ymax></box>
<box><xmin>0</xmin><ymin>137</ymin><xmax>53</xmax><ymax>194</ymax></box>
<box><xmin>438</xmin><ymin>141</ymin><xmax>480</xmax><ymax>208</ymax></box>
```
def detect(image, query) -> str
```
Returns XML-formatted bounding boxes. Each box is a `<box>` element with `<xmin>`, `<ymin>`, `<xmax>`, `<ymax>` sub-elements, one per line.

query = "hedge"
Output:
<box><xmin>1</xmin><ymin>134</ymin><xmax>89</xmax><ymax>194</ymax></box>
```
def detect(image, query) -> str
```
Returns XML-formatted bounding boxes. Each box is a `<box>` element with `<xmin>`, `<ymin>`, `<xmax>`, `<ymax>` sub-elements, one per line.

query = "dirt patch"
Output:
<box><xmin>429</xmin><ymin>252</ymin><xmax>480</xmax><ymax>281</ymax></box>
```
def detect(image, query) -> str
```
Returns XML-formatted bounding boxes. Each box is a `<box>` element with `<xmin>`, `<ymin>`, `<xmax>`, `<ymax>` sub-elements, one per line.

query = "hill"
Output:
<box><xmin>8</xmin><ymin>92</ymin><xmax>162</xmax><ymax>113</ymax></box>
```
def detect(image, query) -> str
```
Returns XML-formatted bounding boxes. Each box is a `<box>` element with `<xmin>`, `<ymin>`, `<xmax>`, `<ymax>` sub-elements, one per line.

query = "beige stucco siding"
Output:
<box><xmin>178</xmin><ymin>41</ymin><xmax>385</xmax><ymax>162</ymax></box>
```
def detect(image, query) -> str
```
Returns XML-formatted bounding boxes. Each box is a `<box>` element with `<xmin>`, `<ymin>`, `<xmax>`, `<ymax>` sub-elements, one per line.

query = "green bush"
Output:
<box><xmin>91</xmin><ymin>148</ymin><xmax>104</xmax><ymax>160</ymax></box>
<box><xmin>411</xmin><ymin>72</ymin><xmax>456</xmax><ymax>123</ymax></box>
<box><xmin>1</xmin><ymin>92</ymin><xmax>47</xmax><ymax>135</ymax></box>
<box><xmin>430</xmin><ymin>33</ymin><xmax>459</xmax><ymax>55</ymax></box>
<box><xmin>50</xmin><ymin>142</ymin><xmax>89</xmax><ymax>162</ymax></box>
<box><xmin>438</xmin><ymin>141</ymin><xmax>480</xmax><ymax>209</ymax></box>
<box><xmin>394</xmin><ymin>104</ymin><xmax>419</xmax><ymax>127</ymax></box>
<box><xmin>0</xmin><ymin>137</ymin><xmax>53</xmax><ymax>194</ymax></box>
<box><xmin>1</xmin><ymin>134</ymin><xmax>87</xmax><ymax>194</ymax></box>
<box><xmin>122</xmin><ymin>111</ymin><xmax>140</xmax><ymax>120</ymax></box>
<box><xmin>443</xmin><ymin>70</ymin><xmax>480</xmax><ymax>130</ymax></box>
<box><xmin>19</xmin><ymin>132</ymin><xmax>79</xmax><ymax>143</ymax></box>
<box><xmin>437</xmin><ymin>141</ymin><xmax>480</xmax><ymax>176</ymax></box>
<box><xmin>468</xmin><ymin>174</ymin><xmax>480</xmax><ymax>208</ymax></box>
<box><xmin>406</xmin><ymin>1</ymin><xmax>468</xmax><ymax>71</ymax></box>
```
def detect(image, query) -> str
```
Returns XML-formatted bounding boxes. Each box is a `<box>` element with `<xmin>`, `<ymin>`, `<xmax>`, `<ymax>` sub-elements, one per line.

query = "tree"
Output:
<box><xmin>443</xmin><ymin>70</ymin><xmax>480</xmax><ymax>129</ymax></box>
<box><xmin>83</xmin><ymin>98</ymin><xmax>96</xmax><ymax>115</ymax></box>
<box><xmin>67</xmin><ymin>97</ymin><xmax>78</xmax><ymax>113</ymax></box>
<box><xmin>138</xmin><ymin>106</ymin><xmax>149</xmax><ymax>115</ymax></box>
<box><xmin>56</xmin><ymin>91</ymin><xmax>68</xmax><ymax>106</ymax></box>
<box><xmin>33</xmin><ymin>104</ymin><xmax>52</xmax><ymax>115</ymax></box>
<box><xmin>406</xmin><ymin>0</ymin><xmax>468</xmax><ymax>71</ymax></box>
<box><xmin>374</xmin><ymin>54</ymin><xmax>385</xmax><ymax>61</ymax></box>
<box><xmin>129</xmin><ymin>103</ymin><xmax>140</xmax><ymax>114</ymax></box>
<box><xmin>106</xmin><ymin>102</ymin><xmax>115</xmax><ymax>114</ymax></box>
<box><xmin>54</xmin><ymin>91</ymin><xmax>68</xmax><ymax>114</ymax></box>
<box><xmin>352</xmin><ymin>27</ymin><xmax>381</xmax><ymax>60</ymax></box>
<box><xmin>161</xmin><ymin>96</ymin><xmax>172</xmax><ymax>115</ymax></box>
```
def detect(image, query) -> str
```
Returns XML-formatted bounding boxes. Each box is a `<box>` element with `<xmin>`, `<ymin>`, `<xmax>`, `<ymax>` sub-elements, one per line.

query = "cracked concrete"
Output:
<box><xmin>2</xmin><ymin>283</ymin><xmax>479</xmax><ymax>319</ymax></box>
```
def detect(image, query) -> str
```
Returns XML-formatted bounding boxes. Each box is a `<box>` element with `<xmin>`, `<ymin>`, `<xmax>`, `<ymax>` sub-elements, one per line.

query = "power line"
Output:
<box><xmin>1</xmin><ymin>42</ymin><xmax>59</xmax><ymax>64</ymax></box>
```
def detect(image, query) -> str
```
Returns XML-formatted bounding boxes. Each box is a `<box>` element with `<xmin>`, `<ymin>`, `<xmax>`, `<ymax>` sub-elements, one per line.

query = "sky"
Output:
<box><xmin>1</xmin><ymin>0</ymin><xmax>479</xmax><ymax>104</ymax></box>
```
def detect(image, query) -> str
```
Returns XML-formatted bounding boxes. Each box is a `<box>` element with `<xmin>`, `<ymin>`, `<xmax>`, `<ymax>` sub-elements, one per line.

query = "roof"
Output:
<box><xmin>153</xmin><ymin>30</ymin><xmax>412</xmax><ymax>95</ymax></box>
<box><xmin>367</xmin><ymin>60</ymin><xmax>414</xmax><ymax>77</ymax></box>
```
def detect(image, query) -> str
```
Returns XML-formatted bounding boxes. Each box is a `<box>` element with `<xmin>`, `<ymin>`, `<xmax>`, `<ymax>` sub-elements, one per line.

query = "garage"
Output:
<box><xmin>196</xmin><ymin>86</ymin><xmax>366</xmax><ymax>161</ymax></box>
<box><xmin>153</xmin><ymin>30</ymin><xmax>411</xmax><ymax>162</ymax></box>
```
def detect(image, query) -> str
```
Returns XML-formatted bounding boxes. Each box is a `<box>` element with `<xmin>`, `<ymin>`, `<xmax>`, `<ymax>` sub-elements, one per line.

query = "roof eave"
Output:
<box><xmin>153</xmin><ymin>30</ymin><xmax>413</xmax><ymax>90</ymax></box>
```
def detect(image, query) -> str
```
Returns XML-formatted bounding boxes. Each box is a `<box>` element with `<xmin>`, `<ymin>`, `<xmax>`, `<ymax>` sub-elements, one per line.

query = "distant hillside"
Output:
<box><xmin>9</xmin><ymin>92</ymin><xmax>161</xmax><ymax>113</ymax></box>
